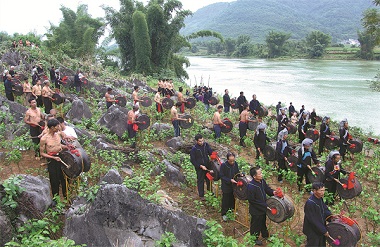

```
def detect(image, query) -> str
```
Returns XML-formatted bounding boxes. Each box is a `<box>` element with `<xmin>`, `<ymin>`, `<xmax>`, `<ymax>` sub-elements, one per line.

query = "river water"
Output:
<box><xmin>185</xmin><ymin>56</ymin><xmax>380</xmax><ymax>135</ymax></box>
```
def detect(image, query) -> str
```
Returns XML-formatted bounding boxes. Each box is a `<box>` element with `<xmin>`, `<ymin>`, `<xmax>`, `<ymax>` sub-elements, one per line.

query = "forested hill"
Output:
<box><xmin>181</xmin><ymin>0</ymin><xmax>376</xmax><ymax>42</ymax></box>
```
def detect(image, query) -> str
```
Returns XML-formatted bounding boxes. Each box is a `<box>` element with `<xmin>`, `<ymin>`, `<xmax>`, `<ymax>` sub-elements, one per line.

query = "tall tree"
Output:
<box><xmin>265</xmin><ymin>31</ymin><xmax>291</xmax><ymax>58</ymax></box>
<box><xmin>305</xmin><ymin>31</ymin><xmax>331</xmax><ymax>58</ymax></box>
<box><xmin>132</xmin><ymin>11</ymin><xmax>152</xmax><ymax>74</ymax></box>
<box><xmin>359</xmin><ymin>8</ymin><xmax>380</xmax><ymax>59</ymax></box>
<box><xmin>45</xmin><ymin>4</ymin><xmax>104</xmax><ymax>58</ymax></box>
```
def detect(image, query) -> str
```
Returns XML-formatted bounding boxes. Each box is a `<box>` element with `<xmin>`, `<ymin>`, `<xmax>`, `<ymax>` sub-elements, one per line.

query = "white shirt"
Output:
<box><xmin>63</xmin><ymin>126</ymin><xmax>78</xmax><ymax>139</ymax></box>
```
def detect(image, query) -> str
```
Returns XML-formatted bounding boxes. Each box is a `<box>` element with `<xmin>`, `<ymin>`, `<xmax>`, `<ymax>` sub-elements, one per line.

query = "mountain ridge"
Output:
<box><xmin>181</xmin><ymin>0</ymin><xmax>377</xmax><ymax>42</ymax></box>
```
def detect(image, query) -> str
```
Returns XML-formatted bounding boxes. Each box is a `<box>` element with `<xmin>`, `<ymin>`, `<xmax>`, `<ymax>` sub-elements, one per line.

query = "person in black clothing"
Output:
<box><xmin>31</xmin><ymin>68</ymin><xmax>39</xmax><ymax>85</ymax></box>
<box><xmin>50</xmin><ymin>66</ymin><xmax>56</xmax><ymax>84</ymax></box>
<box><xmin>276</xmin><ymin>107</ymin><xmax>288</xmax><ymax>134</ymax></box>
<box><xmin>297</xmin><ymin>138</ymin><xmax>320</xmax><ymax>192</ymax></box>
<box><xmin>36</xmin><ymin>63</ymin><xmax>44</xmax><ymax>74</ymax></box>
<box><xmin>324</xmin><ymin>151</ymin><xmax>347</xmax><ymax>204</ymax></box>
<box><xmin>288</xmin><ymin>102</ymin><xmax>295</xmax><ymax>118</ymax></box>
<box><xmin>4</xmin><ymin>74</ymin><xmax>14</xmax><ymax>101</ymax></box>
<box><xmin>74</xmin><ymin>70</ymin><xmax>82</xmax><ymax>93</ymax></box>
<box><xmin>339</xmin><ymin>119</ymin><xmax>351</xmax><ymax>161</ymax></box>
<box><xmin>275</xmin><ymin>101</ymin><xmax>282</xmax><ymax>114</ymax></box>
<box><xmin>319</xmin><ymin>116</ymin><xmax>332</xmax><ymax>155</ymax></box>
<box><xmin>298</xmin><ymin>111</ymin><xmax>310</xmax><ymax>143</ymax></box>
<box><xmin>247</xmin><ymin>167</ymin><xmax>277</xmax><ymax>246</ymax></box>
<box><xmin>249</xmin><ymin>94</ymin><xmax>260</xmax><ymax>116</ymax></box>
<box><xmin>203</xmin><ymin>87</ymin><xmax>211</xmax><ymax>111</ymax></box>
<box><xmin>276</xmin><ymin>129</ymin><xmax>291</xmax><ymax>182</ymax></box>
<box><xmin>310</xmin><ymin>108</ymin><xmax>317</xmax><ymax>127</ymax></box>
<box><xmin>220</xmin><ymin>152</ymin><xmax>240</xmax><ymax>221</ymax></box>
<box><xmin>223</xmin><ymin>89</ymin><xmax>231</xmax><ymax>113</ymax></box>
<box><xmin>254</xmin><ymin>123</ymin><xmax>270</xmax><ymax>160</ymax></box>
<box><xmin>303</xmin><ymin>182</ymin><xmax>332</xmax><ymax>247</ymax></box>
<box><xmin>9</xmin><ymin>66</ymin><xmax>16</xmax><ymax>77</ymax></box>
<box><xmin>237</xmin><ymin>91</ymin><xmax>247</xmax><ymax>114</ymax></box>
<box><xmin>300</xmin><ymin>105</ymin><xmax>305</xmax><ymax>115</ymax></box>
<box><xmin>190</xmin><ymin>134</ymin><xmax>213</xmax><ymax>200</ymax></box>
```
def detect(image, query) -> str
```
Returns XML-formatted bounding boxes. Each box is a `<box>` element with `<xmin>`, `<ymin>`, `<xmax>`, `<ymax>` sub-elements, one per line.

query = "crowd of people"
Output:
<box><xmin>2</xmin><ymin>68</ymin><xmax>357</xmax><ymax>246</ymax></box>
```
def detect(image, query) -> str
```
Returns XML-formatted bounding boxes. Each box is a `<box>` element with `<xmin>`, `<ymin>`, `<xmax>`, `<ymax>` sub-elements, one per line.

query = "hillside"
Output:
<box><xmin>181</xmin><ymin>0</ymin><xmax>377</xmax><ymax>42</ymax></box>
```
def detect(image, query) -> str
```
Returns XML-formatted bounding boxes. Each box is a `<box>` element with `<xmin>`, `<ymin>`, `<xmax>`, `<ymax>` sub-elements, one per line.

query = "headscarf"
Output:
<box><xmin>328</xmin><ymin>150</ymin><xmax>340</xmax><ymax>160</ymax></box>
<box><xmin>278</xmin><ymin>107</ymin><xmax>287</xmax><ymax>116</ymax></box>
<box><xmin>322</xmin><ymin>116</ymin><xmax>330</xmax><ymax>124</ymax></box>
<box><xmin>301</xmin><ymin>138</ymin><xmax>313</xmax><ymax>155</ymax></box>
<box><xmin>277</xmin><ymin>128</ymin><xmax>288</xmax><ymax>141</ymax></box>
<box><xmin>339</xmin><ymin>118</ymin><xmax>348</xmax><ymax>130</ymax></box>
<box><xmin>299</xmin><ymin>110</ymin><xmax>310</xmax><ymax>121</ymax></box>
<box><xmin>256</xmin><ymin>123</ymin><xmax>267</xmax><ymax>136</ymax></box>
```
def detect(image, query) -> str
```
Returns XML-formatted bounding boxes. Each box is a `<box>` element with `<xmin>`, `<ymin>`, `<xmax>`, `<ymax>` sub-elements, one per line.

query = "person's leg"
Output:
<box><xmin>48</xmin><ymin>160</ymin><xmax>60</xmax><ymax>197</ymax></box>
<box><xmin>196</xmin><ymin>169</ymin><xmax>206</xmax><ymax>197</ymax></box>
<box><xmin>277</xmin><ymin>158</ymin><xmax>286</xmax><ymax>182</ymax></box>
<box><xmin>260</xmin><ymin>215</ymin><xmax>269</xmax><ymax>238</ymax></box>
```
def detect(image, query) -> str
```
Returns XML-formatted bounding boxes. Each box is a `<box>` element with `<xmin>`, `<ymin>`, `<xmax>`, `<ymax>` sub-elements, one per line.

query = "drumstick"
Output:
<box><xmin>308</xmin><ymin>166</ymin><xmax>316</xmax><ymax>176</ymax></box>
<box><xmin>58</xmin><ymin>158</ymin><xmax>70</xmax><ymax>168</ymax></box>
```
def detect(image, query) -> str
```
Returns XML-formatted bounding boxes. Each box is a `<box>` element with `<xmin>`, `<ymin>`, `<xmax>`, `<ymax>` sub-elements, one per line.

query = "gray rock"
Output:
<box><xmin>0</xmin><ymin>209</ymin><xmax>12</xmax><ymax>246</ymax></box>
<box><xmin>163</xmin><ymin>160</ymin><xmax>186</xmax><ymax>187</ymax></box>
<box><xmin>64</xmin><ymin>184</ymin><xmax>206</xmax><ymax>247</ymax></box>
<box><xmin>66</xmin><ymin>98</ymin><xmax>92</xmax><ymax>122</ymax></box>
<box><xmin>151</xmin><ymin>122</ymin><xmax>172</xmax><ymax>134</ymax></box>
<box><xmin>0</xmin><ymin>95</ymin><xmax>27</xmax><ymax>124</ymax></box>
<box><xmin>97</xmin><ymin>106</ymin><xmax>128</xmax><ymax>138</ymax></box>
<box><xmin>100</xmin><ymin>169</ymin><xmax>123</xmax><ymax>185</ymax></box>
<box><xmin>165</xmin><ymin>137</ymin><xmax>184</xmax><ymax>150</ymax></box>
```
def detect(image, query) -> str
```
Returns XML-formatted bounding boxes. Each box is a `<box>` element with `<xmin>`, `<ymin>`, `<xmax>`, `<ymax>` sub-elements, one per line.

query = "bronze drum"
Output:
<box><xmin>326</xmin><ymin>216</ymin><xmax>361</xmax><ymax>247</ymax></box>
<box><xmin>140</xmin><ymin>96</ymin><xmax>152</xmax><ymax>107</ymax></box>
<box><xmin>258</xmin><ymin>106</ymin><xmax>268</xmax><ymax>117</ymax></box>
<box><xmin>185</xmin><ymin>97</ymin><xmax>196</xmax><ymax>109</ymax></box>
<box><xmin>136</xmin><ymin>114</ymin><xmax>150</xmax><ymax>130</ymax></box>
<box><xmin>263</xmin><ymin>142</ymin><xmax>277</xmax><ymax>161</ymax></box>
<box><xmin>248</xmin><ymin>116</ymin><xmax>259</xmax><ymax>131</ymax></box>
<box><xmin>116</xmin><ymin>96</ymin><xmax>126</xmax><ymax>107</ymax></box>
<box><xmin>286</xmin><ymin>123</ymin><xmax>297</xmax><ymax>134</ymax></box>
<box><xmin>286</xmin><ymin>145</ymin><xmax>300</xmax><ymax>172</ymax></box>
<box><xmin>337</xmin><ymin>177</ymin><xmax>362</xmax><ymax>199</ymax></box>
<box><xmin>324</xmin><ymin>136</ymin><xmax>340</xmax><ymax>150</ymax></box>
<box><xmin>179</xmin><ymin>114</ymin><xmax>194</xmax><ymax>129</ymax></box>
<box><xmin>59</xmin><ymin>150</ymin><xmax>84</xmax><ymax>178</ymax></box>
<box><xmin>221</xmin><ymin>119</ymin><xmax>233</xmax><ymax>133</ymax></box>
<box><xmin>233</xmin><ymin>174</ymin><xmax>253</xmax><ymax>200</ymax></box>
<box><xmin>348</xmin><ymin>139</ymin><xmax>363</xmax><ymax>153</ymax></box>
<box><xmin>209</xmin><ymin>96</ymin><xmax>219</xmax><ymax>105</ymax></box>
<box><xmin>307</xmin><ymin>166</ymin><xmax>326</xmax><ymax>183</ymax></box>
<box><xmin>162</xmin><ymin>97</ymin><xmax>174</xmax><ymax>109</ymax></box>
<box><xmin>230</xmin><ymin>98</ymin><xmax>239</xmax><ymax>109</ymax></box>
<box><xmin>266</xmin><ymin>195</ymin><xmax>295</xmax><ymax>223</ymax></box>
<box><xmin>306</xmin><ymin>129</ymin><xmax>320</xmax><ymax>141</ymax></box>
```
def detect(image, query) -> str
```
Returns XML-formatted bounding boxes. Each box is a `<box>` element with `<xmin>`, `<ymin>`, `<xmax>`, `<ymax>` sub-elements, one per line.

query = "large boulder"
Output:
<box><xmin>64</xmin><ymin>184</ymin><xmax>206</xmax><ymax>247</ymax></box>
<box><xmin>163</xmin><ymin>160</ymin><xmax>186</xmax><ymax>187</ymax></box>
<box><xmin>0</xmin><ymin>95</ymin><xmax>27</xmax><ymax>124</ymax></box>
<box><xmin>0</xmin><ymin>208</ymin><xmax>12</xmax><ymax>246</ymax></box>
<box><xmin>151</xmin><ymin>122</ymin><xmax>172</xmax><ymax>134</ymax></box>
<box><xmin>165</xmin><ymin>137</ymin><xmax>185</xmax><ymax>151</ymax></box>
<box><xmin>66</xmin><ymin>98</ymin><xmax>92</xmax><ymax>123</ymax></box>
<box><xmin>97</xmin><ymin>105</ymin><xmax>129</xmax><ymax>138</ymax></box>
<box><xmin>100</xmin><ymin>169</ymin><xmax>123</xmax><ymax>185</ymax></box>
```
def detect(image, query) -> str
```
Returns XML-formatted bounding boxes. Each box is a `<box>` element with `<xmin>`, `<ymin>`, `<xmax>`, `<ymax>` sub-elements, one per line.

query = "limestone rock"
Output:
<box><xmin>151</xmin><ymin>122</ymin><xmax>172</xmax><ymax>134</ymax></box>
<box><xmin>66</xmin><ymin>98</ymin><xmax>92</xmax><ymax>123</ymax></box>
<box><xmin>165</xmin><ymin>137</ymin><xmax>185</xmax><ymax>150</ymax></box>
<box><xmin>97</xmin><ymin>106</ymin><xmax>129</xmax><ymax>138</ymax></box>
<box><xmin>0</xmin><ymin>209</ymin><xmax>12</xmax><ymax>246</ymax></box>
<box><xmin>163</xmin><ymin>160</ymin><xmax>186</xmax><ymax>187</ymax></box>
<box><xmin>100</xmin><ymin>169</ymin><xmax>123</xmax><ymax>185</ymax></box>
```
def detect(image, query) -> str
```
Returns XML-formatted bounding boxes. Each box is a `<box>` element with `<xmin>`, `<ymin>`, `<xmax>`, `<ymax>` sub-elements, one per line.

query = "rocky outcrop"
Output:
<box><xmin>65</xmin><ymin>98</ymin><xmax>92</xmax><ymax>123</ymax></box>
<box><xmin>97</xmin><ymin>105</ymin><xmax>129</xmax><ymax>138</ymax></box>
<box><xmin>151</xmin><ymin>122</ymin><xmax>172</xmax><ymax>134</ymax></box>
<box><xmin>64</xmin><ymin>184</ymin><xmax>206</xmax><ymax>247</ymax></box>
<box><xmin>0</xmin><ymin>208</ymin><xmax>12</xmax><ymax>246</ymax></box>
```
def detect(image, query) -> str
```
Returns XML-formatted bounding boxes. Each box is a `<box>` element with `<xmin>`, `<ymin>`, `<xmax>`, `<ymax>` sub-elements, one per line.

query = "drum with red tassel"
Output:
<box><xmin>326</xmin><ymin>215</ymin><xmax>361</xmax><ymax>247</ymax></box>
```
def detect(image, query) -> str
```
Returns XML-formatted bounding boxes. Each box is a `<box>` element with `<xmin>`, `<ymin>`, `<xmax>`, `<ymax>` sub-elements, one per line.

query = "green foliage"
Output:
<box><xmin>45</xmin><ymin>4</ymin><xmax>105</xmax><ymax>59</ymax></box>
<box><xmin>306</xmin><ymin>31</ymin><xmax>331</xmax><ymax>58</ymax></box>
<box><xmin>204</xmin><ymin>191</ymin><xmax>221</xmax><ymax>210</ymax></box>
<box><xmin>155</xmin><ymin>231</ymin><xmax>177</xmax><ymax>247</ymax></box>
<box><xmin>1</xmin><ymin>175</ymin><xmax>24</xmax><ymax>209</ymax></box>
<box><xmin>186</xmin><ymin>30</ymin><xmax>224</xmax><ymax>43</ymax></box>
<box><xmin>203</xmin><ymin>220</ymin><xmax>240</xmax><ymax>246</ymax></box>
<box><xmin>265</xmin><ymin>31</ymin><xmax>291</xmax><ymax>58</ymax></box>
<box><xmin>267</xmin><ymin>234</ymin><xmax>291</xmax><ymax>247</ymax></box>
<box><xmin>133</xmin><ymin>10</ymin><xmax>152</xmax><ymax>74</ymax></box>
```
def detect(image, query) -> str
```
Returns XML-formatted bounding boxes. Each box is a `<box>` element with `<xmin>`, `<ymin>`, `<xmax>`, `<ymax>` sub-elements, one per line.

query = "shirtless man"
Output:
<box><xmin>239</xmin><ymin>104</ymin><xmax>256</xmax><ymax>147</ymax></box>
<box><xmin>105</xmin><ymin>87</ymin><xmax>117</xmax><ymax>109</ymax></box>
<box><xmin>177</xmin><ymin>87</ymin><xmax>186</xmax><ymax>113</ymax></box>
<box><xmin>127</xmin><ymin>105</ymin><xmax>140</xmax><ymax>148</ymax></box>
<box><xmin>213</xmin><ymin>105</ymin><xmax>226</xmax><ymax>139</ymax></box>
<box><xmin>154</xmin><ymin>90</ymin><xmax>163</xmax><ymax>113</ymax></box>
<box><xmin>24</xmin><ymin>98</ymin><xmax>45</xmax><ymax>158</ymax></box>
<box><xmin>171</xmin><ymin>102</ymin><xmax>187</xmax><ymax>137</ymax></box>
<box><xmin>132</xmin><ymin>86</ymin><xmax>143</xmax><ymax>114</ymax></box>
<box><xmin>41</xmin><ymin>80</ymin><xmax>55</xmax><ymax>114</ymax></box>
<box><xmin>23</xmin><ymin>78</ymin><xmax>32</xmax><ymax>106</ymax></box>
<box><xmin>168</xmin><ymin>79</ymin><xmax>175</xmax><ymax>96</ymax></box>
<box><xmin>40</xmin><ymin>119</ymin><xmax>68</xmax><ymax>203</ymax></box>
<box><xmin>163</xmin><ymin>79</ymin><xmax>170</xmax><ymax>96</ymax></box>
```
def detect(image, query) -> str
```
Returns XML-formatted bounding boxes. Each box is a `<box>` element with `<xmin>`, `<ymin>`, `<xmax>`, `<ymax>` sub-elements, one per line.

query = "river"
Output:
<box><xmin>185</xmin><ymin>56</ymin><xmax>380</xmax><ymax>135</ymax></box>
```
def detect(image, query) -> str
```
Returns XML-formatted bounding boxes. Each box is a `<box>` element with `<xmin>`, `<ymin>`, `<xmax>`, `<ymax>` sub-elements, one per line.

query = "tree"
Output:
<box><xmin>224</xmin><ymin>38</ymin><xmax>236</xmax><ymax>56</ymax></box>
<box><xmin>45</xmin><ymin>4</ymin><xmax>104</xmax><ymax>58</ymax></box>
<box><xmin>357</xmin><ymin>30</ymin><xmax>376</xmax><ymax>59</ymax></box>
<box><xmin>305</xmin><ymin>31</ymin><xmax>331</xmax><ymax>58</ymax></box>
<box><xmin>132</xmin><ymin>11</ymin><xmax>152</xmax><ymax>74</ymax></box>
<box><xmin>265</xmin><ymin>31</ymin><xmax>291</xmax><ymax>58</ymax></box>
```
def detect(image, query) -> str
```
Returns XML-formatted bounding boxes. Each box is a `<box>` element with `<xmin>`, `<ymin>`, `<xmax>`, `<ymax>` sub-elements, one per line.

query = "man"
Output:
<box><xmin>277</xmin><ymin>107</ymin><xmax>288</xmax><ymax>134</ymax></box>
<box><xmin>9</xmin><ymin>66</ymin><xmax>16</xmax><ymax>77</ymax></box>
<box><xmin>190</xmin><ymin>134</ymin><xmax>213</xmax><ymax>200</ymax></box>
<box><xmin>31</xmin><ymin>68</ymin><xmax>39</xmax><ymax>85</ymax></box>
<box><xmin>36</xmin><ymin>63</ymin><xmax>44</xmax><ymax>74</ymax></box>
<box><xmin>73</xmin><ymin>70</ymin><xmax>82</xmax><ymax>93</ymax></box>
<box><xmin>247</xmin><ymin>167</ymin><xmax>277</xmax><ymax>246</ymax></box>
<box><xmin>288</xmin><ymin>102</ymin><xmax>295</xmax><ymax>118</ymax></box>
<box><xmin>49</xmin><ymin>66</ymin><xmax>56</xmax><ymax>84</ymax></box>
<box><xmin>132</xmin><ymin>86</ymin><xmax>143</xmax><ymax>114</ymax></box>
<box><xmin>310</xmin><ymin>108</ymin><xmax>317</xmax><ymax>127</ymax></box>
<box><xmin>319</xmin><ymin>116</ymin><xmax>332</xmax><ymax>155</ymax></box>
<box><xmin>24</xmin><ymin>98</ymin><xmax>45</xmax><ymax>158</ymax></box>
<box><xmin>170</xmin><ymin>102</ymin><xmax>187</xmax><ymax>137</ymax></box>
<box><xmin>168</xmin><ymin>79</ymin><xmax>175</xmax><ymax>96</ymax></box>
<box><xmin>297</xmin><ymin>138</ymin><xmax>319</xmax><ymax>192</ymax></box>
<box><xmin>177</xmin><ymin>87</ymin><xmax>186</xmax><ymax>114</ymax></box>
<box><xmin>41</xmin><ymin>80</ymin><xmax>55</xmax><ymax>114</ymax></box>
<box><xmin>203</xmin><ymin>87</ymin><xmax>211</xmax><ymax>111</ymax></box>
<box><xmin>276</xmin><ymin>101</ymin><xmax>282</xmax><ymax>114</ymax></box>
<box><xmin>300</xmin><ymin>105</ymin><xmax>305</xmax><ymax>115</ymax></box>
<box><xmin>4</xmin><ymin>74</ymin><xmax>14</xmax><ymax>101</ymax></box>
<box><xmin>212</xmin><ymin>105</ymin><xmax>226</xmax><ymax>139</ymax></box>
<box><xmin>236</xmin><ymin>91</ymin><xmax>247</xmax><ymax>114</ymax></box>
<box><xmin>254</xmin><ymin>123</ymin><xmax>270</xmax><ymax>160</ymax></box>
<box><xmin>239</xmin><ymin>104</ymin><xmax>256</xmax><ymax>147</ymax></box>
<box><xmin>223</xmin><ymin>89</ymin><xmax>230</xmax><ymax>113</ymax></box>
<box><xmin>303</xmin><ymin>182</ymin><xmax>332</xmax><ymax>247</ymax></box>
<box><xmin>249</xmin><ymin>94</ymin><xmax>260</xmax><ymax>116</ymax></box>
<box><xmin>32</xmin><ymin>79</ymin><xmax>43</xmax><ymax>107</ymax></box>
<box><xmin>127</xmin><ymin>105</ymin><xmax>139</xmax><ymax>148</ymax></box>
<box><xmin>154</xmin><ymin>90</ymin><xmax>163</xmax><ymax>114</ymax></box>
<box><xmin>40</xmin><ymin>119</ymin><xmax>68</xmax><ymax>203</ymax></box>
<box><xmin>339</xmin><ymin>119</ymin><xmax>351</xmax><ymax>161</ymax></box>
<box><xmin>324</xmin><ymin>151</ymin><xmax>347</xmax><ymax>204</ymax></box>
<box><xmin>276</xmin><ymin>129</ymin><xmax>291</xmax><ymax>183</ymax></box>
<box><xmin>105</xmin><ymin>87</ymin><xmax>117</xmax><ymax>109</ymax></box>
<box><xmin>220</xmin><ymin>152</ymin><xmax>240</xmax><ymax>221</ymax></box>
<box><xmin>57</xmin><ymin>117</ymin><xmax>77</xmax><ymax>140</ymax></box>
<box><xmin>298</xmin><ymin>111</ymin><xmax>310</xmax><ymax>143</ymax></box>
